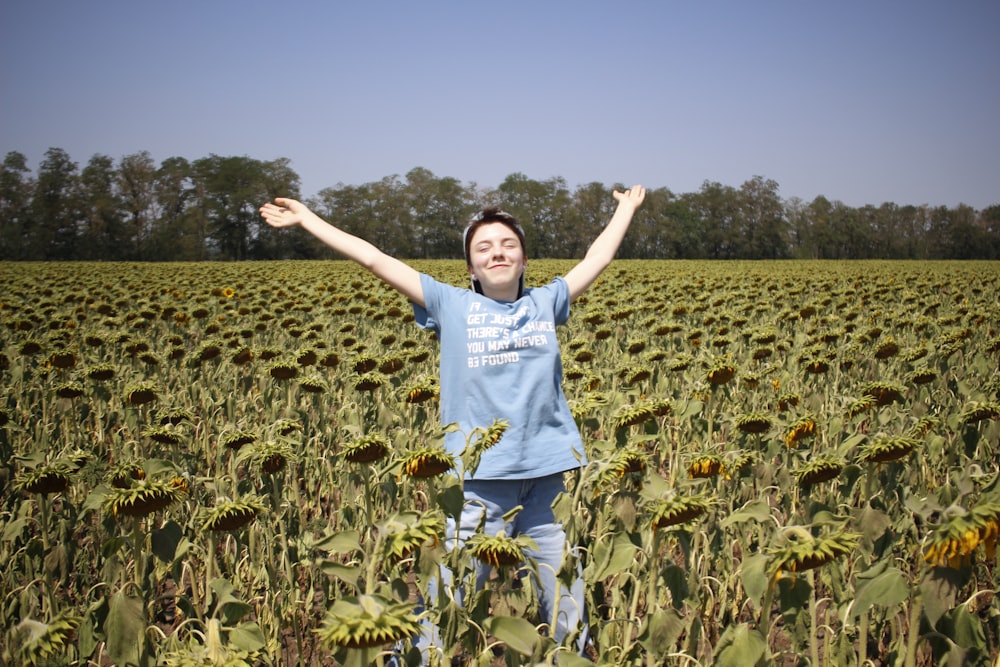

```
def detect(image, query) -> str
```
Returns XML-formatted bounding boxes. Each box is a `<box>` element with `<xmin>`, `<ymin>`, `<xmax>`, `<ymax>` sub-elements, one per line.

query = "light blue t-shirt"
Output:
<box><xmin>413</xmin><ymin>273</ymin><xmax>586</xmax><ymax>479</ymax></box>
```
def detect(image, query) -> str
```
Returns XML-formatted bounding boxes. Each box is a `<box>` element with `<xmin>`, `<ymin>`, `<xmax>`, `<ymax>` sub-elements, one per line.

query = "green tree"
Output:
<box><xmin>150</xmin><ymin>157</ymin><xmax>201</xmax><ymax>260</ymax></box>
<box><xmin>78</xmin><ymin>154</ymin><xmax>124</xmax><ymax>260</ymax></box>
<box><xmin>29</xmin><ymin>147</ymin><xmax>82</xmax><ymax>260</ymax></box>
<box><xmin>495</xmin><ymin>173</ymin><xmax>571</xmax><ymax>258</ymax></box>
<box><xmin>117</xmin><ymin>151</ymin><xmax>158</xmax><ymax>259</ymax></box>
<box><xmin>0</xmin><ymin>151</ymin><xmax>34</xmax><ymax>260</ymax></box>
<box><xmin>690</xmin><ymin>181</ymin><xmax>740</xmax><ymax>259</ymax></box>
<box><xmin>738</xmin><ymin>176</ymin><xmax>787</xmax><ymax>258</ymax></box>
<box><xmin>402</xmin><ymin>167</ymin><xmax>471</xmax><ymax>259</ymax></box>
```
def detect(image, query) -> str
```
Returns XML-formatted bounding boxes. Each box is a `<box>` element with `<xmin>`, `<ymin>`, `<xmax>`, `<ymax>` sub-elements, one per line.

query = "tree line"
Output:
<box><xmin>2</xmin><ymin>147</ymin><xmax>997</xmax><ymax>262</ymax></box>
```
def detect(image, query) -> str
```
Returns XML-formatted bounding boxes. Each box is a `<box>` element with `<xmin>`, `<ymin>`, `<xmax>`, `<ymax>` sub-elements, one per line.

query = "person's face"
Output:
<box><xmin>467</xmin><ymin>222</ymin><xmax>526</xmax><ymax>298</ymax></box>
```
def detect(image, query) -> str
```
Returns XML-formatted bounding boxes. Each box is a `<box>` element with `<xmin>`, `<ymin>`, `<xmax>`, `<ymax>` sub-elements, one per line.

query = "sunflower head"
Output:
<box><xmin>16</xmin><ymin>466</ymin><xmax>72</xmax><ymax>495</ymax></box>
<box><xmin>382</xmin><ymin>511</ymin><xmax>445</xmax><ymax>563</ymax></box>
<box><xmin>795</xmin><ymin>458</ymin><xmax>844</xmax><ymax>487</ymax></box>
<box><xmin>858</xmin><ymin>435</ymin><xmax>917</xmax><ymax>464</ymax></box>
<box><xmin>314</xmin><ymin>594</ymin><xmax>421</xmax><ymax>650</ymax></box>
<box><xmin>736</xmin><ymin>412</ymin><xmax>772</xmax><ymax>435</ymax></box>
<box><xmin>104</xmin><ymin>477</ymin><xmax>186</xmax><ymax>519</ymax></box>
<box><xmin>768</xmin><ymin>527</ymin><xmax>860</xmax><ymax>579</ymax></box>
<box><xmin>650</xmin><ymin>494</ymin><xmax>713</xmax><ymax>529</ymax></box>
<box><xmin>467</xmin><ymin>532</ymin><xmax>529</xmax><ymax>568</ymax></box>
<box><xmin>343</xmin><ymin>434</ymin><xmax>390</xmax><ymax>464</ymax></box>
<box><xmin>785</xmin><ymin>417</ymin><xmax>817</xmax><ymax>448</ymax></box>
<box><xmin>688</xmin><ymin>454</ymin><xmax>724</xmax><ymax>479</ymax></box>
<box><xmin>923</xmin><ymin>501</ymin><xmax>1000</xmax><ymax>569</ymax></box>
<box><xmin>201</xmin><ymin>497</ymin><xmax>266</xmax><ymax>532</ymax></box>
<box><xmin>401</xmin><ymin>447</ymin><xmax>454</xmax><ymax>479</ymax></box>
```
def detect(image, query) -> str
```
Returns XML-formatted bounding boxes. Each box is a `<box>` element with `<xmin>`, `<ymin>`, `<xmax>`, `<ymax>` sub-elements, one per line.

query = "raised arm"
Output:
<box><xmin>563</xmin><ymin>185</ymin><xmax>646</xmax><ymax>301</ymax></box>
<box><xmin>260</xmin><ymin>198</ymin><xmax>424</xmax><ymax>307</ymax></box>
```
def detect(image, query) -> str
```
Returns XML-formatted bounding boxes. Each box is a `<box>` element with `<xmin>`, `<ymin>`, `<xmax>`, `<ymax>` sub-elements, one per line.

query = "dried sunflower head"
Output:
<box><xmin>768</xmin><ymin>527</ymin><xmax>860</xmax><ymax>579</ymax></box>
<box><xmin>401</xmin><ymin>447</ymin><xmax>454</xmax><ymax>479</ymax></box>
<box><xmin>343</xmin><ymin>434</ymin><xmax>390</xmax><ymax>464</ymax></box>
<box><xmin>404</xmin><ymin>379</ymin><xmax>439</xmax><ymax>404</ymax></box>
<box><xmin>707</xmin><ymin>360</ymin><xmax>737</xmax><ymax>386</ymax></box>
<box><xmin>650</xmin><ymin>494</ymin><xmax>713</xmax><ymax>529</ymax></box>
<box><xmin>736</xmin><ymin>412</ymin><xmax>772</xmax><ymax>435</ymax></box>
<box><xmin>353</xmin><ymin>372</ymin><xmax>387</xmax><ymax>392</ymax></box>
<box><xmin>858</xmin><ymin>435</ymin><xmax>917</xmax><ymax>464</ymax></box>
<box><xmin>785</xmin><ymin>417</ymin><xmax>817</xmax><ymax>448</ymax></box>
<box><xmin>959</xmin><ymin>401</ymin><xmax>1000</xmax><ymax>425</ymax></box>
<box><xmin>862</xmin><ymin>381</ymin><xmax>906</xmax><ymax>407</ymax></box>
<box><xmin>314</xmin><ymin>594</ymin><xmax>420</xmax><ymax>650</ymax></box>
<box><xmin>382</xmin><ymin>511</ymin><xmax>445</xmax><ymax>562</ymax></box>
<box><xmin>124</xmin><ymin>381</ymin><xmax>159</xmax><ymax>406</ymax></box>
<box><xmin>200</xmin><ymin>497</ymin><xmax>266</xmax><ymax>532</ymax></box>
<box><xmin>688</xmin><ymin>454</ymin><xmax>724</xmax><ymax>479</ymax></box>
<box><xmin>15</xmin><ymin>466</ymin><xmax>72</xmax><ymax>495</ymax></box>
<box><xmin>104</xmin><ymin>477</ymin><xmax>186</xmax><ymax>519</ymax></box>
<box><xmin>795</xmin><ymin>458</ymin><xmax>844</xmax><ymax>487</ymax></box>
<box><xmin>8</xmin><ymin>613</ymin><xmax>81</xmax><ymax>666</ymax></box>
<box><xmin>238</xmin><ymin>439</ymin><xmax>298</xmax><ymax>475</ymax></box>
<box><xmin>922</xmin><ymin>501</ymin><xmax>1000</xmax><ymax>569</ymax></box>
<box><xmin>466</xmin><ymin>532</ymin><xmax>531</xmax><ymax>568</ymax></box>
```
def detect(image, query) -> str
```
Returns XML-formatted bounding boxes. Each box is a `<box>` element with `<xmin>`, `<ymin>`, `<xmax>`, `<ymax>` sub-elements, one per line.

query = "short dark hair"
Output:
<box><xmin>462</xmin><ymin>207</ymin><xmax>526</xmax><ymax>266</ymax></box>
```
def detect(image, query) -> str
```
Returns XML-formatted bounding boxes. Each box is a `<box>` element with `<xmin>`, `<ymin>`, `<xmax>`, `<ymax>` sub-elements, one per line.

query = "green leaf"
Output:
<box><xmin>151</xmin><ymin>520</ymin><xmax>182</xmax><ymax>563</ymax></box>
<box><xmin>486</xmin><ymin>615</ymin><xmax>540</xmax><ymax>655</ymax></box>
<box><xmin>721</xmin><ymin>498</ymin><xmax>772</xmax><ymax>527</ymax></box>
<box><xmin>713</xmin><ymin>623</ymin><xmax>767</xmax><ymax>667</ymax></box>
<box><xmin>640</xmin><ymin>607</ymin><xmax>685</xmax><ymax>655</ymax></box>
<box><xmin>319</xmin><ymin>560</ymin><xmax>361</xmax><ymax>587</ymax></box>
<box><xmin>852</xmin><ymin>562</ymin><xmax>908</xmax><ymax>618</ymax></box>
<box><xmin>228</xmin><ymin>621</ymin><xmax>266</xmax><ymax>652</ymax></box>
<box><xmin>740</xmin><ymin>553</ymin><xmax>770</xmax><ymax>608</ymax></box>
<box><xmin>585</xmin><ymin>532</ymin><xmax>639</xmax><ymax>581</ymax></box>
<box><xmin>106</xmin><ymin>589</ymin><xmax>145</xmax><ymax>666</ymax></box>
<box><xmin>310</xmin><ymin>529</ymin><xmax>361</xmax><ymax>554</ymax></box>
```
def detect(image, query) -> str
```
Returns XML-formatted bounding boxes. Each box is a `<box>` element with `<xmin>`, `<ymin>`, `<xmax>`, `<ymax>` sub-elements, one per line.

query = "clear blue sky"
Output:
<box><xmin>2</xmin><ymin>0</ymin><xmax>997</xmax><ymax>209</ymax></box>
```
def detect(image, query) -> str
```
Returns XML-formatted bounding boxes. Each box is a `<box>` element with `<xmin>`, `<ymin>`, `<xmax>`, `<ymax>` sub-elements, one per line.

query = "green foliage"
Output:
<box><xmin>0</xmin><ymin>259</ymin><xmax>998</xmax><ymax>665</ymax></box>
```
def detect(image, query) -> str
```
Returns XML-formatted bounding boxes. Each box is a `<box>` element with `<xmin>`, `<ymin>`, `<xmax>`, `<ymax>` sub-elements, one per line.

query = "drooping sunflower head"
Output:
<box><xmin>862</xmin><ymin>381</ymin><xmax>906</xmax><ymax>407</ymax></box>
<box><xmin>353</xmin><ymin>372</ymin><xmax>387</xmax><ymax>392</ymax></box>
<box><xmin>220</xmin><ymin>429</ymin><xmax>257</xmax><ymax>452</ymax></box>
<box><xmin>650</xmin><ymin>494</ymin><xmax>713</xmax><ymax>529</ymax></box>
<box><xmin>768</xmin><ymin>527</ymin><xmax>860</xmax><ymax>579</ymax></box>
<box><xmin>238</xmin><ymin>439</ymin><xmax>298</xmax><ymax>475</ymax></box>
<box><xmin>8</xmin><ymin>612</ymin><xmax>82</xmax><ymax>666</ymax></box>
<box><xmin>470</xmin><ymin>418</ymin><xmax>509</xmax><ymax>452</ymax></box>
<box><xmin>858</xmin><ymin>435</ymin><xmax>917</xmax><ymax>464</ymax></box>
<box><xmin>404</xmin><ymin>378</ymin><xmax>439</xmax><ymax>404</ymax></box>
<box><xmin>382</xmin><ymin>511</ymin><xmax>445</xmax><ymax>563</ymax></box>
<box><xmin>736</xmin><ymin>412</ymin><xmax>772</xmax><ymax>435</ymax></box>
<box><xmin>343</xmin><ymin>434</ymin><xmax>391</xmax><ymax>464</ymax></box>
<box><xmin>795</xmin><ymin>458</ymin><xmax>844</xmax><ymax>487</ymax></box>
<box><xmin>785</xmin><ymin>417</ymin><xmax>817</xmax><ymax>448</ymax></box>
<box><xmin>688</xmin><ymin>453</ymin><xmax>724</xmax><ymax>479</ymax></box>
<box><xmin>923</xmin><ymin>501</ymin><xmax>1000</xmax><ymax>568</ymax></box>
<box><xmin>104</xmin><ymin>477</ymin><xmax>186</xmax><ymax>520</ymax></box>
<box><xmin>200</xmin><ymin>497</ymin><xmax>266</xmax><ymax>532</ymax></box>
<box><xmin>467</xmin><ymin>532</ymin><xmax>529</xmax><ymax>568</ymax></box>
<box><xmin>959</xmin><ymin>401</ymin><xmax>1000</xmax><ymax>425</ymax></box>
<box><xmin>401</xmin><ymin>447</ymin><xmax>454</xmax><ymax>479</ymax></box>
<box><xmin>15</xmin><ymin>465</ymin><xmax>72</xmax><ymax>496</ymax></box>
<box><xmin>707</xmin><ymin>359</ymin><xmax>737</xmax><ymax>386</ymax></box>
<box><xmin>314</xmin><ymin>594</ymin><xmax>421</xmax><ymax>650</ymax></box>
<box><xmin>123</xmin><ymin>381</ymin><xmax>159</xmax><ymax>406</ymax></box>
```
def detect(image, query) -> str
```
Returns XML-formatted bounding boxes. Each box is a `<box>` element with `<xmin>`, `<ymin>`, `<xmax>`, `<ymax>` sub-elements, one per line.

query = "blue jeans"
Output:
<box><xmin>415</xmin><ymin>472</ymin><xmax>587</xmax><ymax>661</ymax></box>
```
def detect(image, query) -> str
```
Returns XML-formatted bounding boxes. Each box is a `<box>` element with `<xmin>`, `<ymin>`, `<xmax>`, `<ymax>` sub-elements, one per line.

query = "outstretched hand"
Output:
<box><xmin>613</xmin><ymin>185</ymin><xmax>646</xmax><ymax>210</ymax></box>
<box><xmin>259</xmin><ymin>198</ymin><xmax>312</xmax><ymax>229</ymax></box>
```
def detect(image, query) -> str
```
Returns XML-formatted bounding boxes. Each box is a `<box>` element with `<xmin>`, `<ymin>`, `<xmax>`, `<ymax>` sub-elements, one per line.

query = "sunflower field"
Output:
<box><xmin>1</xmin><ymin>259</ymin><xmax>998</xmax><ymax>667</ymax></box>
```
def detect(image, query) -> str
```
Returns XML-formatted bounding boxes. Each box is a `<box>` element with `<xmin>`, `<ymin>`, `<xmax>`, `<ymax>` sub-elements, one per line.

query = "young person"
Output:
<box><xmin>259</xmin><ymin>185</ymin><xmax>646</xmax><ymax>659</ymax></box>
